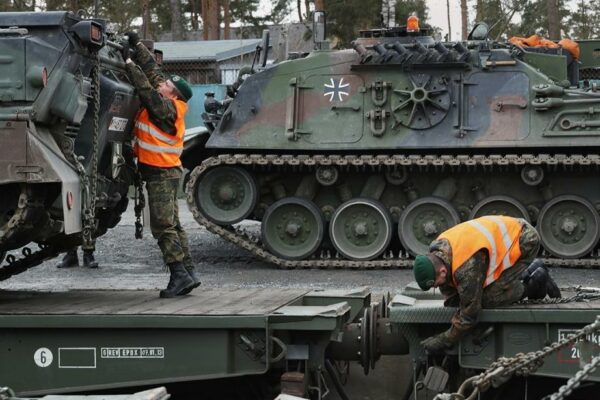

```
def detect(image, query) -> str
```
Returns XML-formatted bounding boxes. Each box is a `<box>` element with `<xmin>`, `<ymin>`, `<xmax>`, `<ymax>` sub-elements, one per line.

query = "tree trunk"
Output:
<box><xmin>461</xmin><ymin>0</ymin><xmax>468</xmax><ymax>40</ymax></box>
<box><xmin>141</xmin><ymin>0</ymin><xmax>151</xmax><ymax>39</ymax></box>
<box><xmin>297</xmin><ymin>0</ymin><xmax>303</xmax><ymax>22</ymax></box>
<box><xmin>446</xmin><ymin>0</ymin><xmax>452</xmax><ymax>41</ymax></box>
<box><xmin>190</xmin><ymin>0</ymin><xmax>198</xmax><ymax>31</ymax></box>
<box><xmin>223</xmin><ymin>0</ymin><xmax>230</xmax><ymax>39</ymax></box>
<box><xmin>305</xmin><ymin>0</ymin><xmax>311</xmax><ymax>19</ymax></box>
<box><xmin>546</xmin><ymin>0</ymin><xmax>560</xmax><ymax>39</ymax></box>
<box><xmin>201</xmin><ymin>0</ymin><xmax>208</xmax><ymax>40</ymax></box>
<box><xmin>204</xmin><ymin>0</ymin><xmax>219</xmax><ymax>40</ymax></box>
<box><xmin>314</xmin><ymin>0</ymin><xmax>324</xmax><ymax>11</ymax></box>
<box><xmin>170</xmin><ymin>0</ymin><xmax>184</xmax><ymax>40</ymax></box>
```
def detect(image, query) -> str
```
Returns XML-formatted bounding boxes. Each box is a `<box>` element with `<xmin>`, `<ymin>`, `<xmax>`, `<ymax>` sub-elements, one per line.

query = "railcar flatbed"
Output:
<box><xmin>2</xmin><ymin>286</ymin><xmax>600</xmax><ymax>399</ymax></box>
<box><xmin>0</xmin><ymin>288</ymin><xmax>369</xmax><ymax>396</ymax></box>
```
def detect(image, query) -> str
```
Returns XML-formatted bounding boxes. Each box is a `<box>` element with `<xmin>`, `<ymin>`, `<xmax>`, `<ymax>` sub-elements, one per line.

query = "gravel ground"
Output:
<box><xmin>2</xmin><ymin>200</ymin><xmax>600</xmax><ymax>294</ymax></box>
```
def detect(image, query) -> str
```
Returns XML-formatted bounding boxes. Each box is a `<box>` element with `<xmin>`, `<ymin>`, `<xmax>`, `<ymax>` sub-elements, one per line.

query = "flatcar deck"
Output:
<box><xmin>0</xmin><ymin>288</ymin><xmax>365</xmax><ymax>396</ymax></box>
<box><xmin>0</xmin><ymin>288</ymin><xmax>308</xmax><ymax>316</ymax></box>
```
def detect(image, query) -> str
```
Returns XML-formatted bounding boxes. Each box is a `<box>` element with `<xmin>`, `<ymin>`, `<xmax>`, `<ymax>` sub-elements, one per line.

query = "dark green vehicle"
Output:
<box><xmin>0</xmin><ymin>12</ymin><xmax>138</xmax><ymax>277</ymax></box>
<box><xmin>187</xmin><ymin>14</ymin><xmax>600</xmax><ymax>268</ymax></box>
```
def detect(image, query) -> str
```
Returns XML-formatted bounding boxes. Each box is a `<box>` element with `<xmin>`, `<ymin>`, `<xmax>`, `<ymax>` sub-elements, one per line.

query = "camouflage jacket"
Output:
<box><xmin>429</xmin><ymin>219</ymin><xmax>534</xmax><ymax>342</ymax></box>
<box><xmin>125</xmin><ymin>43</ymin><xmax>178</xmax><ymax>135</ymax></box>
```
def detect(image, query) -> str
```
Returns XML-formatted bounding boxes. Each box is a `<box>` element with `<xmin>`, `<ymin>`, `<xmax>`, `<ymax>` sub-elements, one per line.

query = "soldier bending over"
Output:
<box><xmin>412</xmin><ymin>216</ymin><xmax>561</xmax><ymax>353</ymax></box>
<box><xmin>120</xmin><ymin>32</ymin><xmax>199</xmax><ymax>297</ymax></box>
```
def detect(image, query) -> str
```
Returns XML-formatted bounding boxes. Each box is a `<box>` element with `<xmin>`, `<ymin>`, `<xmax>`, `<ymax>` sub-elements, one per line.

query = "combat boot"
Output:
<box><xmin>521</xmin><ymin>259</ymin><xmax>561</xmax><ymax>299</ymax></box>
<box><xmin>178</xmin><ymin>264</ymin><xmax>201</xmax><ymax>296</ymax></box>
<box><xmin>522</xmin><ymin>262</ymin><xmax>550</xmax><ymax>300</ymax></box>
<box><xmin>83</xmin><ymin>250</ymin><xmax>99</xmax><ymax>269</ymax></box>
<box><xmin>57</xmin><ymin>249</ymin><xmax>79</xmax><ymax>268</ymax></box>
<box><xmin>160</xmin><ymin>262</ymin><xmax>196</xmax><ymax>298</ymax></box>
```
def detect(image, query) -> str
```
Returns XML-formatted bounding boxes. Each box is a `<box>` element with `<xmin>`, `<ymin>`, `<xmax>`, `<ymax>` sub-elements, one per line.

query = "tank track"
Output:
<box><xmin>187</xmin><ymin>153</ymin><xmax>600</xmax><ymax>270</ymax></box>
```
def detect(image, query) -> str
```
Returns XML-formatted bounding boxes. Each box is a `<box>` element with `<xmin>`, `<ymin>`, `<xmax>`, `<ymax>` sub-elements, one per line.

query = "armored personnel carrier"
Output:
<box><xmin>0</xmin><ymin>12</ymin><xmax>138</xmax><ymax>278</ymax></box>
<box><xmin>187</xmin><ymin>14</ymin><xmax>600</xmax><ymax>268</ymax></box>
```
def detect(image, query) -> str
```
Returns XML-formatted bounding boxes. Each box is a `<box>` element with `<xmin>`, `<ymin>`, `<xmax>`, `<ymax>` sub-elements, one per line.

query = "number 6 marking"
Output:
<box><xmin>34</xmin><ymin>347</ymin><xmax>53</xmax><ymax>367</ymax></box>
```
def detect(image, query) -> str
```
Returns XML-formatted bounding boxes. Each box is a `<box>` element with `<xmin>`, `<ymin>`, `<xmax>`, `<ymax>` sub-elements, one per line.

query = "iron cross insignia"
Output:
<box><xmin>324</xmin><ymin>77</ymin><xmax>350</xmax><ymax>102</ymax></box>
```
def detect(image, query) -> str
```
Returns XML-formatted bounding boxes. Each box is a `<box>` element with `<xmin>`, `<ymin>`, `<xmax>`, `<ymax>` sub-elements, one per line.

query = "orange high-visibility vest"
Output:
<box><xmin>438</xmin><ymin>216</ymin><xmax>523</xmax><ymax>287</ymax></box>
<box><xmin>133</xmin><ymin>98</ymin><xmax>188</xmax><ymax>168</ymax></box>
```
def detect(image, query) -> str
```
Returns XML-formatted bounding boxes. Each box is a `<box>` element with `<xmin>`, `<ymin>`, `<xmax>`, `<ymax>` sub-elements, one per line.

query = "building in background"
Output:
<box><xmin>155</xmin><ymin>39</ymin><xmax>263</xmax><ymax>84</ymax></box>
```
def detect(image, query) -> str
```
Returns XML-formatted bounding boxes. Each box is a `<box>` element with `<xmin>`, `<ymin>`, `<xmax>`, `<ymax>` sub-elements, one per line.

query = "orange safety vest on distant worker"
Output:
<box><xmin>133</xmin><ymin>99</ymin><xmax>188</xmax><ymax>168</ymax></box>
<box><xmin>438</xmin><ymin>216</ymin><xmax>523</xmax><ymax>287</ymax></box>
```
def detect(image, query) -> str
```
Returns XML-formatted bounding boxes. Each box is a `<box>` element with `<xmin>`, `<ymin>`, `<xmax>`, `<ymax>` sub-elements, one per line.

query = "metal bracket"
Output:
<box><xmin>453</xmin><ymin>74</ymin><xmax>477</xmax><ymax>138</ymax></box>
<box><xmin>285</xmin><ymin>77</ymin><xmax>313</xmax><ymax>141</ymax></box>
<box><xmin>365</xmin><ymin>108</ymin><xmax>390</xmax><ymax>137</ymax></box>
<box><xmin>494</xmin><ymin>99</ymin><xmax>527</xmax><ymax>112</ymax></box>
<box><xmin>369</xmin><ymin>80</ymin><xmax>392</xmax><ymax>106</ymax></box>
<box><xmin>423</xmin><ymin>366</ymin><xmax>449</xmax><ymax>393</ymax></box>
<box><xmin>238</xmin><ymin>331</ymin><xmax>266</xmax><ymax>362</ymax></box>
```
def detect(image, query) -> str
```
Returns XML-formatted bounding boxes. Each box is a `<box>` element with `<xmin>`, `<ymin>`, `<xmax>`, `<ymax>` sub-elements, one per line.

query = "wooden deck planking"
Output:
<box><xmin>0</xmin><ymin>289</ymin><xmax>308</xmax><ymax>316</ymax></box>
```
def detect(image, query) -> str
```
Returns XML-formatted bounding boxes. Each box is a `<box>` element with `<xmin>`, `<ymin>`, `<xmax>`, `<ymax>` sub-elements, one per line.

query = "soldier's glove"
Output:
<box><xmin>119</xmin><ymin>41</ymin><xmax>130</xmax><ymax>61</ymax></box>
<box><xmin>125</xmin><ymin>31</ymin><xmax>140</xmax><ymax>47</ymax></box>
<box><xmin>421</xmin><ymin>332</ymin><xmax>455</xmax><ymax>354</ymax></box>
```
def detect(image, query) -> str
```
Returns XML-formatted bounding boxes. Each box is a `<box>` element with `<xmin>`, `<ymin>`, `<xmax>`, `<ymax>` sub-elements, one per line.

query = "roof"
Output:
<box><xmin>155</xmin><ymin>39</ymin><xmax>262</xmax><ymax>63</ymax></box>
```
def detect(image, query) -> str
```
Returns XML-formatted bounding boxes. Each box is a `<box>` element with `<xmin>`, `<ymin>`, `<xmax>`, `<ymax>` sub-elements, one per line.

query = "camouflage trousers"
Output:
<box><xmin>482</xmin><ymin>221</ymin><xmax>540</xmax><ymax>307</ymax></box>
<box><xmin>139</xmin><ymin>164</ymin><xmax>193</xmax><ymax>266</ymax></box>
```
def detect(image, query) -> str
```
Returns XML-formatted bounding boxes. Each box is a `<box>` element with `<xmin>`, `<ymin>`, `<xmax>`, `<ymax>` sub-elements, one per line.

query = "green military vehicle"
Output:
<box><xmin>0</xmin><ymin>12</ymin><xmax>139</xmax><ymax>278</ymax></box>
<box><xmin>187</xmin><ymin>13</ymin><xmax>600</xmax><ymax>269</ymax></box>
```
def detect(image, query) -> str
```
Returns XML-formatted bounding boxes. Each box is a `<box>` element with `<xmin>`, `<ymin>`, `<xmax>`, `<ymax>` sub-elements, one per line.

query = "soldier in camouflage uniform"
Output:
<box><xmin>413</xmin><ymin>216</ymin><xmax>561</xmax><ymax>353</ymax></box>
<box><xmin>120</xmin><ymin>33</ymin><xmax>199</xmax><ymax>298</ymax></box>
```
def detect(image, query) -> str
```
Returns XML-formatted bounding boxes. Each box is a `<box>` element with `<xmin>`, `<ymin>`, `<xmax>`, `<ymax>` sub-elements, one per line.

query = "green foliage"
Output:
<box><xmin>323</xmin><ymin>0</ymin><xmax>430</xmax><ymax>48</ymax></box>
<box><xmin>2</xmin><ymin>0</ymin><xmax>36</xmax><ymax>11</ymax></box>
<box><xmin>567</xmin><ymin>0</ymin><xmax>600</xmax><ymax>39</ymax></box>
<box><xmin>8</xmin><ymin>0</ymin><xmax>600</xmax><ymax>43</ymax></box>
<box><xmin>324</xmin><ymin>0</ymin><xmax>381</xmax><ymax>48</ymax></box>
<box><xmin>395</xmin><ymin>0</ymin><xmax>429</xmax><ymax>27</ymax></box>
<box><xmin>508</xmin><ymin>0</ymin><xmax>569</xmax><ymax>37</ymax></box>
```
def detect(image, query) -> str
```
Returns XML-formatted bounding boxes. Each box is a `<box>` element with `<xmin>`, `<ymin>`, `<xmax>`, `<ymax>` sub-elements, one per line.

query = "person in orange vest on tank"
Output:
<box><xmin>120</xmin><ymin>32</ymin><xmax>199</xmax><ymax>298</ymax></box>
<box><xmin>413</xmin><ymin>216</ymin><xmax>561</xmax><ymax>353</ymax></box>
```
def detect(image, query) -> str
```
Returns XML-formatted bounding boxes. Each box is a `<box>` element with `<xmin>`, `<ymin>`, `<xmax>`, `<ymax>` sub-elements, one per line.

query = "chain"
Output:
<box><xmin>544</xmin><ymin>354</ymin><xmax>600</xmax><ymax>400</ymax></box>
<box><xmin>133</xmin><ymin>166</ymin><xmax>145</xmax><ymax>239</ymax></box>
<box><xmin>185</xmin><ymin>153</ymin><xmax>600</xmax><ymax>270</ymax></box>
<box><xmin>516</xmin><ymin>289</ymin><xmax>600</xmax><ymax>305</ymax></box>
<box><xmin>0</xmin><ymin>187</ymin><xmax>61</xmax><ymax>281</ymax></box>
<box><xmin>457</xmin><ymin>317</ymin><xmax>600</xmax><ymax>397</ymax></box>
<box><xmin>0</xmin><ymin>244</ymin><xmax>60</xmax><ymax>281</ymax></box>
<box><xmin>81</xmin><ymin>51</ymin><xmax>101</xmax><ymax>251</ymax></box>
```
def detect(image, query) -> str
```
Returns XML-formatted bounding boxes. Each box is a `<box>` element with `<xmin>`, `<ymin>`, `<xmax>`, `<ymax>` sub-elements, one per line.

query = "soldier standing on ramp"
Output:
<box><xmin>412</xmin><ymin>216</ymin><xmax>561</xmax><ymax>353</ymax></box>
<box><xmin>120</xmin><ymin>32</ymin><xmax>200</xmax><ymax>298</ymax></box>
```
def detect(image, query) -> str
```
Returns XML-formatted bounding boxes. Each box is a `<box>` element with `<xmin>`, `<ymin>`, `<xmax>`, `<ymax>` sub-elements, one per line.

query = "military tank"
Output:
<box><xmin>187</xmin><ymin>13</ymin><xmax>600</xmax><ymax>269</ymax></box>
<box><xmin>0</xmin><ymin>12</ymin><xmax>139</xmax><ymax>278</ymax></box>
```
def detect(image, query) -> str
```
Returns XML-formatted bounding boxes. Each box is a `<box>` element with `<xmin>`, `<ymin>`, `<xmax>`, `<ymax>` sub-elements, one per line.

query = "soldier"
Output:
<box><xmin>120</xmin><ymin>32</ymin><xmax>200</xmax><ymax>298</ymax></box>
<box><xmin>412</xmin><ymin>215</ymin><xmax>561</xmax><ymax>353</ymax></box>
<box><xmin>57</xmin><ymin>247</ymin><xmax>98</xmax><ymax>269</ymax></box>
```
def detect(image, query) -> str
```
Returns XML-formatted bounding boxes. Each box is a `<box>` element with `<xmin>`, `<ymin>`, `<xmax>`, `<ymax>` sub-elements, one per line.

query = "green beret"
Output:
<box><xmin>170</xmin><ymin>74</ymin><xmax>193</xmax><ymax>102</ymax></box>
<box><xmin>413</xmin><ymin>255</ymin><xmax>435</xmax><ymax>291</ymax></box>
